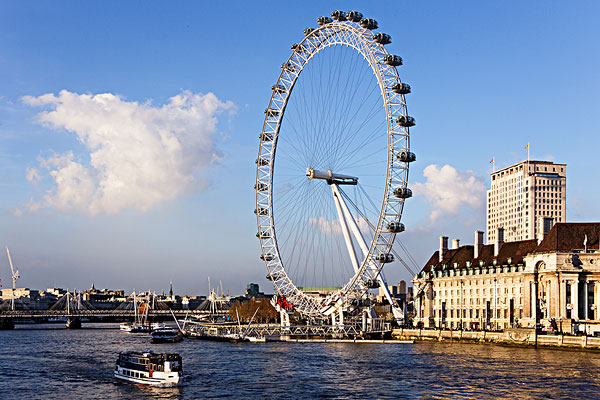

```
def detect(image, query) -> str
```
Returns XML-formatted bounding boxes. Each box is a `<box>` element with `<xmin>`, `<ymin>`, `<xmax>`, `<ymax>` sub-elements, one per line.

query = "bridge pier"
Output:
<box><xmin>66</xmin><ymin>317</ymin><xmax>82</xmax><ymax>329</ymax></box>
<box><xmin>0</xmin><ymin>317</ymin><xmax>15</xmax><ymax>330</ymax></box>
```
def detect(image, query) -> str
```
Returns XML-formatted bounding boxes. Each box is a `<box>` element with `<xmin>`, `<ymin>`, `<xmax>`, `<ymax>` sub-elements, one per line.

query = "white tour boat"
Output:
<box><xmin>114</xmin><ymin>350</ymin><xmax>183</xmax><ymax>387</ymax></box>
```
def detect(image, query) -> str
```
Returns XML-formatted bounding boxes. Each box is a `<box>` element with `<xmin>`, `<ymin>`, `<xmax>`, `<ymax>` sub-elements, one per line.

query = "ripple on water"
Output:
<box><xmin>0</xmin><ymin>325</ymin><xmax>600</xmax><ymax>399</ymax></box>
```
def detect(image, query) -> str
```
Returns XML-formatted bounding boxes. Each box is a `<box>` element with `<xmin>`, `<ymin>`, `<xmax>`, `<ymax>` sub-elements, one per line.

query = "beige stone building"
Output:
<box><xmin>487</xmin><ymin>160</ymin><xmax>566</xmax><ymax>244</ymax></box>
<box><xmin>413</xmin><ymin>223</ymin><xmax>600</xmax><ymax>334</ymax></box>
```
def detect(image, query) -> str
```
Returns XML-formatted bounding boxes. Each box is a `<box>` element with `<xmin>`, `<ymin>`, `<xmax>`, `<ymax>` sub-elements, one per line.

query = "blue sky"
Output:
<box><xmin>0</xmin><ymin>1</ymin><xmax>598</xmax><ymax>295</ymax></box>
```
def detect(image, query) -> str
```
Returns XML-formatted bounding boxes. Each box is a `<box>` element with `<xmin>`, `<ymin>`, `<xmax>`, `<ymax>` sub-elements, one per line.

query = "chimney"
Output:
<box><xmin>451</xmin><ymin>239</ymin><xmax>460</xmax><ymax>249</ymax></box>
<box><xmin>494</xmin><ymin>227</ymin><xmax>504</xmax><ymax>257</ymax></box>
<box><xmin>537</xmin><ymin>217</ymin><xmax>553</xmax><ymax>244</ymax></box>
<box><xmin>474</xmin><ymin>230</ymin><xmax>484</xmax><ymax>259</ymax></box>
<box><xmin>439</xmin><ymin>236</ymin><xmax>448</xmax><ymax>262</ymax></box>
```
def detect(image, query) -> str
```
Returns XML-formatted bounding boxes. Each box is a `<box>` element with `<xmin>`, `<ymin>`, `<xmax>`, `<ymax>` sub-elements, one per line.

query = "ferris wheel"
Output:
<box><xmin>255</xmin><ymin>11</ymin><xmax>415</xmax><ymax>321</ymax></box>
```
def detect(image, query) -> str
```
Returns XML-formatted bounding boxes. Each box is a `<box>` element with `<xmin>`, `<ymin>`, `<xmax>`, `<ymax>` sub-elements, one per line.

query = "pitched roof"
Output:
<box><xmin>536</xmin><ymin>222</ymin><xmax>600</xmax><ymax>252</ymax></box>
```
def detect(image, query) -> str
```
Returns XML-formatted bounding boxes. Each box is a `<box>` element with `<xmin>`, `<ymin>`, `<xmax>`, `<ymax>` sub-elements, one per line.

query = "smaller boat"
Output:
<box><xmin>114</xmin><ymin>350</ymin><xmax>183</xmax><ymax>387</ymax></box>
<box><xmin>151</xmin><ymin>328</ymin><xmax>183</xmax><ymax>343</ymax></box>
<box><xmin>120</xmin><ymin>291</ymin><xmax>165</xmax><ymax>333</ymax></box>
<box><xmin>182</xmin><ymin>307</ymin><xmax>265</xmax><ymax>342</ymax></box>
<box><xmin>121</xmin><ymin>321</ymin><xmax>165</xmax><ymax>333</ymax></box>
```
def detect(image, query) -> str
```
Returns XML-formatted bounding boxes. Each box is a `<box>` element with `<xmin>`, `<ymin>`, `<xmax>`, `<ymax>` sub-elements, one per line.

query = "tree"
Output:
<box><xmin>228</xmin><ymin>298</ymin><xmax>278</xmax><ymax>323</ymax></box>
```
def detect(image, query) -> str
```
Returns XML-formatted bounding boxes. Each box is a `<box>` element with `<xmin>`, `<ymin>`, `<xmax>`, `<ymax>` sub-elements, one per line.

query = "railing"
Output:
<box><xmin>0</xmin><ymin>309</ymin><xmax>228</xmax><ymax>319</ymax></box>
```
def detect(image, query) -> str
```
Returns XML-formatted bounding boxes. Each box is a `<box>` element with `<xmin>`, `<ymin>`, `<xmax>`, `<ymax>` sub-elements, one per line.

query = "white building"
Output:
<box><xmin>413</xmin><ymin>223</ymin><xmax>600</xmax><ymax>334</ymax></box>
<box><xmin>487</xmin><ymin>160</ymin><xmax>566</xmax><ymax>244</ymax></box>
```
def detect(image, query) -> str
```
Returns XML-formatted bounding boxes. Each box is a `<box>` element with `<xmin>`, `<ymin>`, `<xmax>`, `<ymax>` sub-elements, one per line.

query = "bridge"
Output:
<box><xmin>0</xmin><ymin>289</ymin><xmax>230</xmax><ymax>329</ymax></box>
<box><xmin>0</xmin><ymin>309</ymin><xmax>225</xmax><ymax>319</ymax></box>
<box><xmin>0</xmin><ymin>309</ymin><xmax>227</xmax><ymax>330</ymax></box>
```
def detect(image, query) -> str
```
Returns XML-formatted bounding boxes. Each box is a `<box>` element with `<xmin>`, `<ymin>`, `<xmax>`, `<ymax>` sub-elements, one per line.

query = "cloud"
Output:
<box><xmin>21</xmin><ymin>90</ymin><xmax>235</xmax><ymax>215</ymax></box>
<box><xmin>26</xmin><ymin>167</ymin><xmax>41</xmax><ymax>184</ymax></box>
<box><xmin>308</xmin><ymin>215</ymin><xmax>372</xmax><ymax>236</ymax></box>
<box><xmin>309</xmin><ymin>216</ymin><xmax>342</xmax><ymax>235</ymax></box>
<box><xmin>412</xmin><ymin>164</ymin><xmax>486</xmax><ymax>222</ymax></box>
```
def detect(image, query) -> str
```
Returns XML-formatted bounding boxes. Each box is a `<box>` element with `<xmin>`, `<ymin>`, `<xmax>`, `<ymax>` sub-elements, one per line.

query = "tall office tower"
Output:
<box><xmin>487</xmin><ymin>160</ymin><xmax>566</xmax><ymax>244</ymax></box>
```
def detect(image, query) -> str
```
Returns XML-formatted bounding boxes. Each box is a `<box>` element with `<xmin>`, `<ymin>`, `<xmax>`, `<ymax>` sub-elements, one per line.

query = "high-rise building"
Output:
<box><xmin>487</xmin><ymin>160</ymin><xmax>566</xmax><ymax>244</ymax></box>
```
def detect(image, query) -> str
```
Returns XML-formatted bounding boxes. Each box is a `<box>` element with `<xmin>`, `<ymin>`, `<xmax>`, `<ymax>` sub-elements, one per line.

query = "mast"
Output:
<box><xmin>133</xmin><ymin>290</ymin><xmax>138</xmax><ymax>324</ymax></box>
<box><xmin>144</xmin><ymin>290</ymin><xmax>150</xmax><ymax>325</ymax></box>
<box><xmin>6</xmin><ymin>247</ymin><xmax>19</xmax><ymax>312</ymax></box>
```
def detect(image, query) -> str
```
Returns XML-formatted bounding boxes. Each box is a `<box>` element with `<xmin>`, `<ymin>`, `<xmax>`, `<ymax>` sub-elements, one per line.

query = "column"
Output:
<box><xmin>523</xmin><ymin>279</ymin><xmax>532</xmax><ymax>318</ymax></box>
<box><xmin>560</xmin><ymin>279</ymin><xmax>566</xmax><ymax>319</ymax></box>
<box><xmin>584</xmin><ymin>281</ymin><xmax>589</xmax><ymax>321</ymax></box>
<box><xmin>594</xmin><ymin>281</ymin><xmax>600</xmax><ymax>321</ymax></box>
<box><xmin>554</xmin><ymin>276</ymin><xmax>561</xmax><ymax>319</ymax></box>
<box><xmin>572</xmin><ymin>280</ymin><xmax>579</xmax><ymax>321</ymax></box>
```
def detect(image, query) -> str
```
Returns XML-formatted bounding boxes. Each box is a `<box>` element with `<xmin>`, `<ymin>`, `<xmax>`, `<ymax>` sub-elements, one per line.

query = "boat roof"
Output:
<box><xmin>119</xmin><ymin>350</ymin><xmax>181</xmax><ymax>358</ymax></box>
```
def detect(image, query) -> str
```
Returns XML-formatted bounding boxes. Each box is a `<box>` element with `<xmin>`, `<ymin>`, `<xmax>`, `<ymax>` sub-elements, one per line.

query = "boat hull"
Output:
<box><xmin>114</xmin><ymin>370</ymin><xmax>183</xmax><ymax>388</ymax></box>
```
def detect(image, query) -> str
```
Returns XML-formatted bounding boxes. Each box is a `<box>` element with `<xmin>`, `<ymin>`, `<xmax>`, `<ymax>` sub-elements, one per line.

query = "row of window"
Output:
<box><xmin>434</xmin><ymin>308</ymin><xmax>522</xmax><ymax>320</ymax></box>
<box><xmin>436</xmin><ymin>286</ymin><xmax>522</xmax><ymax>297</ymax></box>
<box><xmin>435</xmin><ymin>295</ymin><xmax>522</xmax><ymax>305</ymax></box>
<box><xmin>120</xmin><ymin>369</ymin><xmax>146</xmax><ymax>379</ymax></box>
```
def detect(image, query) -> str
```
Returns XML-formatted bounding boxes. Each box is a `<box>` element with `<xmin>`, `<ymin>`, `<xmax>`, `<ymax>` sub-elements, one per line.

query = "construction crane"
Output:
<box><xmin>6</xmin><ymin>246</ymin><xmax>20</xmax><ymax>311</ymax></box>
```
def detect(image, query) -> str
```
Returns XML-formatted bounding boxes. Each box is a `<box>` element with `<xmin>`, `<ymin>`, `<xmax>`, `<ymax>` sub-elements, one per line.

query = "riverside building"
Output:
<box><xmin>487</xmin><ymin>160</ymin><xmax>566</xmax><ymax>244</ymax></box>
<box><xmin>412</xmin><ymin>223</ymin><xmax>600</xmax><ymax>334</ymax></box>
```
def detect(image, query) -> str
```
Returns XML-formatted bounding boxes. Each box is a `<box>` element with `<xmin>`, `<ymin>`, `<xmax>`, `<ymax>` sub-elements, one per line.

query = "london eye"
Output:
<box><xmin>255</xmin><ymin>10</ymin><xmax>415</xmax><ymax>322</ymax></box>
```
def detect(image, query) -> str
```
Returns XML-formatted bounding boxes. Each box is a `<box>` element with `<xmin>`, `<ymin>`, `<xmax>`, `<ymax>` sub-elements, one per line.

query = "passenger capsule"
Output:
<box><xmin>375</xmin><ymin>253</ymin><xmax>394</xmax><ymax>263</ymax></box>
<box><xmin>264</xmin><ymin>108</ymin><xmax>279</xmax><ymax>117</ymax></box>
<box><xmin>331</xmin><ymin>10</ymin><xmax>347</xmax><ymax>21</ymax></box>
<box><xmin>364</xmin><ymin>279</ymin><xmax>380</xmax><ymax>289</ymax></box>
<box><xmin>254</xmin><ymin>183</ymin><xmax>268</xmax><ymax>191</ymax></box>
<box><xmin>291</xmin><ymin>43</ymin><xmax>307</xmax><ymax>53</ymax></box>
<box><xmin>281</xmin><ymin>62</ymin><xmax>297</xmax><ymax>72</ymax></box>
<box><xmin>260</xmin><ymin>132</ymin><xmax>273</xmax><ymax>141</ymax></box>
<box><xmin>397</xmin><ymin>151</ymin><xmax>416</xmax><ymax>163</ymax></box>
<box><xmin>256</xmin><ymin>231</ymin><xmax>271</xmax><ymax>239</ymax></box>
<box><xmin>360</xmin><ymin>18</ymin><xmax>378</xmax><ymax>30</ymax></box>
<box><xmin>373</xmin><ymin>33</ymin><xmax>391</xmax><ymax>45</ymax></box>
<box><xmin>255</xmin><ymin>158</ymin><xmax>269</xmax><ymax>166</ymax></box>
<box><xmin>391</xmin><ymin>82</ymin><xmax>411</xmax><ymax>94</ymax></box>
<box><xmin>272</xmin><ymin>84</ymin><xmax>286</xmax><ymax>94</ymax></box>
<box><xmin>317</xmin><ymin>16</ymin><xmax>333</xmax><ymax>25</ymax></box>
<box><xmin>346</xmin><ymin>10</ymin><xmax>363</xmax><ymax>22</ymax></box>
<box><xmin>393</xmin><ymin>187</ymin><xmax>413</xmax><ymax>199</ymax></box>
<box><xmin>303</xmin><ymin>28</ymin><xmax>315</xmax><ymax>36</ymax></box>
<box><xmin>383</xmin><ymin>54</ymin><xmax>403</xmax><ymax>66</ymax></box>
<box><xmin>387</xmin><ymin>221</ymin><xmax>406</xmax><ymax>233</ymax></box>
<box><xmin>396</xmin><ymin>115</ymin><xmax>416</xmax><ymax>127</ymax></box>
<box><xmin>260</xmin><ymin>253</ymin><xmax>274</xmax><ymax>261</ymax></box>
<box><xmin>254</xmin><ymin>208</ymin><xmax>268</xmax><ymax>216</ymax></box>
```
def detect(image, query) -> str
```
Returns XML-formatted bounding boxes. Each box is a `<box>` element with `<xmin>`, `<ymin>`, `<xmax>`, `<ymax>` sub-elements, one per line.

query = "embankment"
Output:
<box><xmin>392</xmin><ymin>328</ymin><xmax>600</xmax><ymax>351</ymax></box>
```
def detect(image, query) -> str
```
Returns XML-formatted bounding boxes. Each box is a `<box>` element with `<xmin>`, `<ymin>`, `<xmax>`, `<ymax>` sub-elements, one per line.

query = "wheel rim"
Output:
<box><xmin>256</xmin><ymin>15</ymin><xmax>412</xmax><ymax>317</ymax></box>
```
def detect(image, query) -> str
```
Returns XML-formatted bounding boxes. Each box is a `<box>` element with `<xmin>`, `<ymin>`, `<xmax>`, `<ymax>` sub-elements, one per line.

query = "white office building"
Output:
<box><xmin>487</xmin><ymin>160</ymin><xmax>566</xmax><ymax>244</ymax></box>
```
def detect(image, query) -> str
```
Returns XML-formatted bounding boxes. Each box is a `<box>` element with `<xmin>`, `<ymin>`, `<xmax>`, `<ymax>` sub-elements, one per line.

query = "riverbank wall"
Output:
<box><xmin>392</xmin><ymin>328</ymin><xmax>600</xmax><ymax>351</ymax></box>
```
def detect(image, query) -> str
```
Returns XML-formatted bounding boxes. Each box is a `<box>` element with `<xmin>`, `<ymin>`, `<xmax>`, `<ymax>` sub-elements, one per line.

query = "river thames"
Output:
<box><xmin>1</xmin><ymin>324</ymin><xmax>599</xmax><ymax>399</ymax></box>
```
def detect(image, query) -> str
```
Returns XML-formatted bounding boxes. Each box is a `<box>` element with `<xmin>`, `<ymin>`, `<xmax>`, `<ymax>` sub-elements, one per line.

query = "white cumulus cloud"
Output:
<box><xmin>412</xmin><ymin>164</ymin><xmax>485</xmax><ymax>222</ymax></box>
<box><xmin>309</xmin><ymin>216</ymin><xmax>342</xmax><ymax>235</ymax></box>
<box><xmin>21</xmin><ymin>90</ymin><xmax>235</xmax><ymax>215</ymax></box>
<box><xmin>308</xmin><ymin>215</ymin><xmax>372</xmax><ymax>236</ymax></box>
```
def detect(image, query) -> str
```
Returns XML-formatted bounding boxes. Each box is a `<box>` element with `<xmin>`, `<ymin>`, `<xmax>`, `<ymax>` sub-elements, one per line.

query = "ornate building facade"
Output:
<box><xmin>413</xmin><ymin>223</ymin><xmax>600</xmax><ymax>333</ymax></box>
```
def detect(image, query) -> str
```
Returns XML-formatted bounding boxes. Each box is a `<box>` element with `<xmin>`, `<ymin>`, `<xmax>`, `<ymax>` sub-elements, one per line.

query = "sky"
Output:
<box><xmin>0</xmin><ymin>1</ymin><xmax>599</xmax><ymax>296</ymax></box>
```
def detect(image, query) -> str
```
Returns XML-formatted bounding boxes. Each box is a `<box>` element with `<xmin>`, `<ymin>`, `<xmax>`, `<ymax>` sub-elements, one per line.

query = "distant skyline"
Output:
<box><xmin>1</xmin><ymin>1</ymin><xmax>599</xmax><ymax>295</ymax></box>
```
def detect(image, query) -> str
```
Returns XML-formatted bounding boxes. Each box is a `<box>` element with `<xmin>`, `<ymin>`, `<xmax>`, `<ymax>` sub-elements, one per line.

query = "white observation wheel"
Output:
<box><xmin>255</xmin><ymin>11</ymin><xmax>416</xmax><ymax>319</ymax></box>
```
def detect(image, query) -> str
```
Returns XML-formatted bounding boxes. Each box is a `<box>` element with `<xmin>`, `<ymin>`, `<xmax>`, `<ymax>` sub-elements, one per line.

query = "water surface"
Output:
<box><xmin>0</xmin><ymin>324</ymin><xmax>598</xmax><ymax>399</ymax></box>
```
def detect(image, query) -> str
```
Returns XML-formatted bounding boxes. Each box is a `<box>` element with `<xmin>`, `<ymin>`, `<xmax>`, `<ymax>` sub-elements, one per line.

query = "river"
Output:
<box><xmin>0</xmin><ymin>323</ymin><xmax>599</xmax><ymax>399</ymax></box>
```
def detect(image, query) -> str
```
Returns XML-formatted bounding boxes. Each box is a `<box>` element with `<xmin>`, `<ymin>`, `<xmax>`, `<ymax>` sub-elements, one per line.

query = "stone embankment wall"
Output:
<box><xmin>392</xmin><ymin>328</ymin><xmax>600</xmax><ymax>351</ymax></box>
